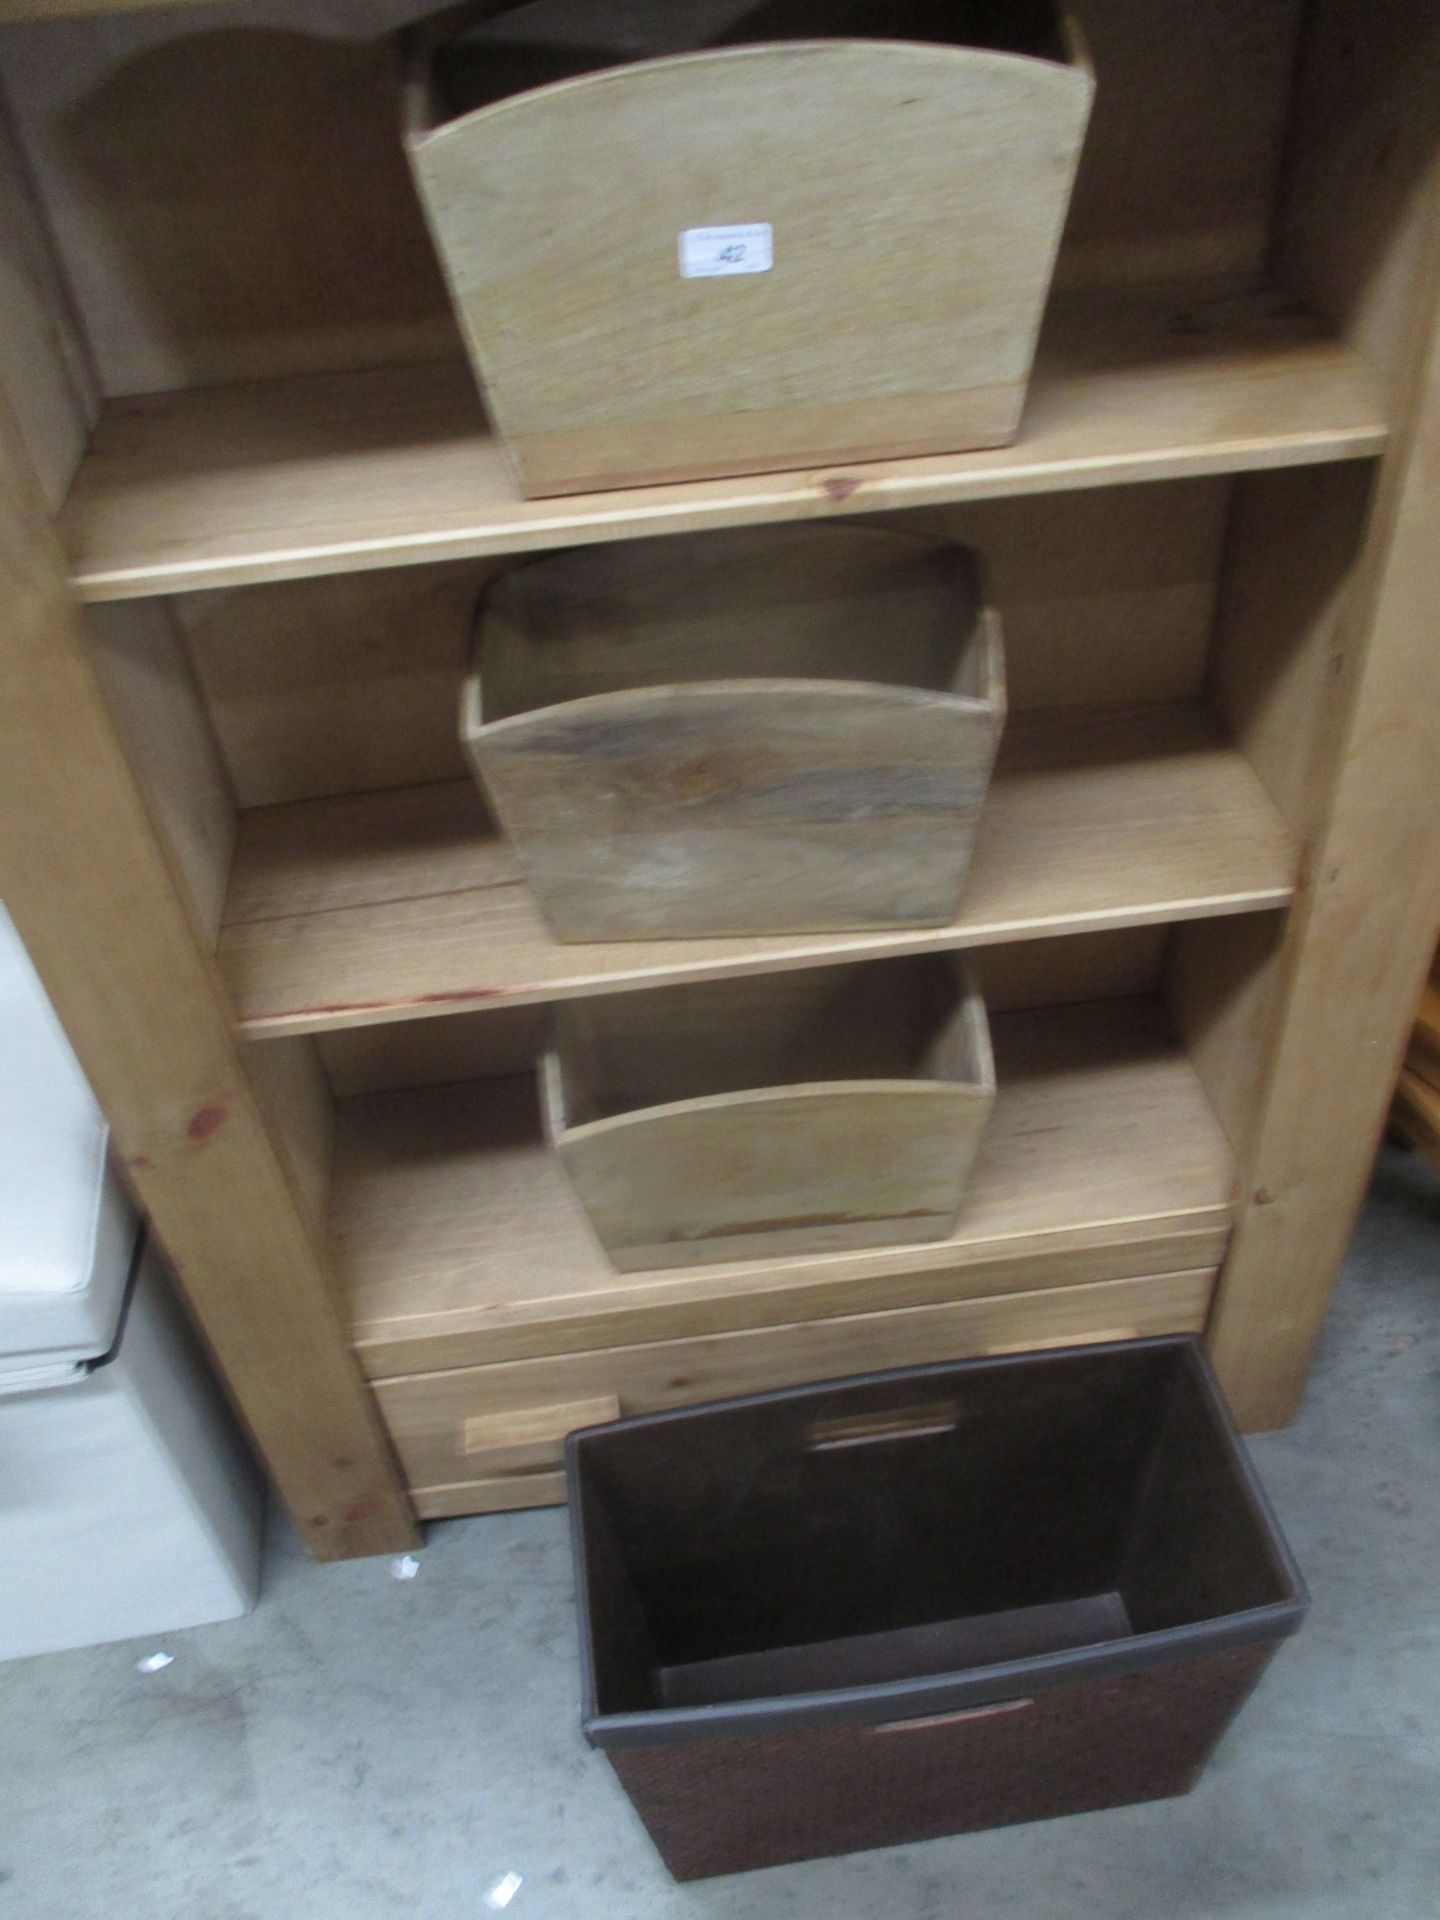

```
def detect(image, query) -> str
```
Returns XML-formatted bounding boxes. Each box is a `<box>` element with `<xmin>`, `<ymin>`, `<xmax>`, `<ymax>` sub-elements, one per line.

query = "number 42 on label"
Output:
<box><xmin>679</xmin><ymin>224</ymin><xmax>774</xmax><ymax>278</ymax></box>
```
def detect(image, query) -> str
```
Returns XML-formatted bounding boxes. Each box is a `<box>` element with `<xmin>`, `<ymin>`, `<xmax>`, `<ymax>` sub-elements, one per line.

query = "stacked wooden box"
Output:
<box><xmin>405</xmin><ymin>0</ymin><xmax>1095</xmax><ymax>494</ymax></box>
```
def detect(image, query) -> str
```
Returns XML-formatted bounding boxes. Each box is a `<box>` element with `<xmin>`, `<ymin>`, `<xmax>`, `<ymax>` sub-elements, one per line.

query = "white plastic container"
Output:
<box><xmin>0</xmin><ymin>905</ymin><xmax>262</xmax><ymax>1662</ymax></box>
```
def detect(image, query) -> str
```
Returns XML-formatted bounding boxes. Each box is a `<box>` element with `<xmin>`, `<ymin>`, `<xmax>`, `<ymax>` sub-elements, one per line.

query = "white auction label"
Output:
<box><xmin>679</xmin><ymin>223</ymin><xmax>773</xmax><ymax>278</ymax></box>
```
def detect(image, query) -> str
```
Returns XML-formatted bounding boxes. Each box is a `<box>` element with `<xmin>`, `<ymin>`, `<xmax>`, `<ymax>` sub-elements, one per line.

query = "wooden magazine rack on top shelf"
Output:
<box><xmin>2</xmin><ymin>0</ymin><xmax>1440</xmax><ymax>1556</ymax></box>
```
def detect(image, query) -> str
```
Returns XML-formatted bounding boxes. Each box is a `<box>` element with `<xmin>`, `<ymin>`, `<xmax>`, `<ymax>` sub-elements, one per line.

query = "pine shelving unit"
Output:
<box><xmin>2</xmin><ymin>0</ymin><xmax>1440</xmax><ymax>1556</ymax></box>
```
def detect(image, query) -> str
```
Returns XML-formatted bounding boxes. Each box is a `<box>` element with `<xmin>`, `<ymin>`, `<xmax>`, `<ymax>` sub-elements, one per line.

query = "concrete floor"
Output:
<box><xmin>3</xmin><ymin>1146</ymin><xmax>1438</xmax><ymax>1920</ymax></box>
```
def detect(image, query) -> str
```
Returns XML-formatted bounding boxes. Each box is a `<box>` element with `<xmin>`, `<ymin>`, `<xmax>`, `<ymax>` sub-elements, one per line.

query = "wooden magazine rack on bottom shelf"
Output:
<box><xmin>2</xmin><ymin>0</ymin><xmax>1440</xmax><ymax>1556</ymax></box>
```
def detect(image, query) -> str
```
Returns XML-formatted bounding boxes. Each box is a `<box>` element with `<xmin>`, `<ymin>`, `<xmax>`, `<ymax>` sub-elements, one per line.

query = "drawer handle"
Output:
<box><xmin>874</xmin><ymin>1698</ymin><xmax>1034</xmax><ymax>1735</ymax></box>
<box><xmin>462</xmin><ymin>1393</ymin><xmax>621</xmax><ymax>1461</ymax></box>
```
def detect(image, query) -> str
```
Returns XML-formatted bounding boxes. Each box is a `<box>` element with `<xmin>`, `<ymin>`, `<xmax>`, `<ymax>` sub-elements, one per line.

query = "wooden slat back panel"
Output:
<box><xmin>182</xmin><ymin>480</ymin><xmax>1227</xmax><ymax>809</ymax></box>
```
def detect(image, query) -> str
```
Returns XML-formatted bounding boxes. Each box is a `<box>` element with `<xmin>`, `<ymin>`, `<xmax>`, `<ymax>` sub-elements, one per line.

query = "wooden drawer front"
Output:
<box><xmin>376</xmin><ymin>1267</ymin><xmax>1217</xmax><ymax>1519</ymax></box>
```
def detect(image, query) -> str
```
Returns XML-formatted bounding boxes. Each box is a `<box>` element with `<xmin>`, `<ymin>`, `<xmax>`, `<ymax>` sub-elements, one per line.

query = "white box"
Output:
<box><xmin>0</xmin><ymin>905</ymin><xmax>262</xmax><ymax>1661</ymax></box>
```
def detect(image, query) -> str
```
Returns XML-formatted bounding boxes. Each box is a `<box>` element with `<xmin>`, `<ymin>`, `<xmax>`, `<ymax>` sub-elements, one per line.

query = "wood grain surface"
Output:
<box><xmin>460</xmin><ymin>1391</ymin><xmax>620</xmax><ymax>1475</ymax></box>
<box><xmin>85</xmin><ymin>596</ymin><xmax>237</xmax><ymax>945</ymax></box>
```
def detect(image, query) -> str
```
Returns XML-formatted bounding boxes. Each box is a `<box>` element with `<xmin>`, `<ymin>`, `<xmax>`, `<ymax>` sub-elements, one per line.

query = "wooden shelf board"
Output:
<box><xmin>336</xmin><ymin>997</ymin><xmax>1235</xmax><ymax>1378</ymax></box>
<box><xmin>62</xmin><ymin>285</ymin><xmax>1387</xmax><ymax>602</ymax></box>
<box><xmin>221</xmin><ymin>701</ymin><xmax>1297</xmax><ymax>1037</ymax></box>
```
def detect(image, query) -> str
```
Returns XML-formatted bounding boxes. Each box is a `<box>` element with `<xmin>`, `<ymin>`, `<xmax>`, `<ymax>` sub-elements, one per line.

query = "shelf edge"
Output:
<box><xmin>69</xmin><ymin>425</ymin><xmax>1388</xmax><ymax>605</ymax></box>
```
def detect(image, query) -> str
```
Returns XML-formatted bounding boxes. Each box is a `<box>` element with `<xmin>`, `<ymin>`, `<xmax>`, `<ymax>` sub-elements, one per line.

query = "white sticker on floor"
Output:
<box><xmin>679</xmin><ymin>223</ymin><xmax>773</xmax><ymax>278</ymax></box>
<box><xmin>136</xmin><ymin>1651</ymin><xmax>174</xmax><ymax>1673</ymax></box>
<box><xmin>483</xmin><ymin>1871</ymin><xmax>524</xmax><ymax>1910</ymax></box>
<box><xmin>392</xmin><ymin>1554</ymin><xmax>421</xmax><ymax>1581</ymax></box>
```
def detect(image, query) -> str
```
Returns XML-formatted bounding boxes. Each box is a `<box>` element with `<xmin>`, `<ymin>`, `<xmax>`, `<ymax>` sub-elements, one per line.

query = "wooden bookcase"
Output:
<box><xmin>3</xmin><ymin>0</ymin><xmax>1440</xmax><ymax>1558</ymax></box>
